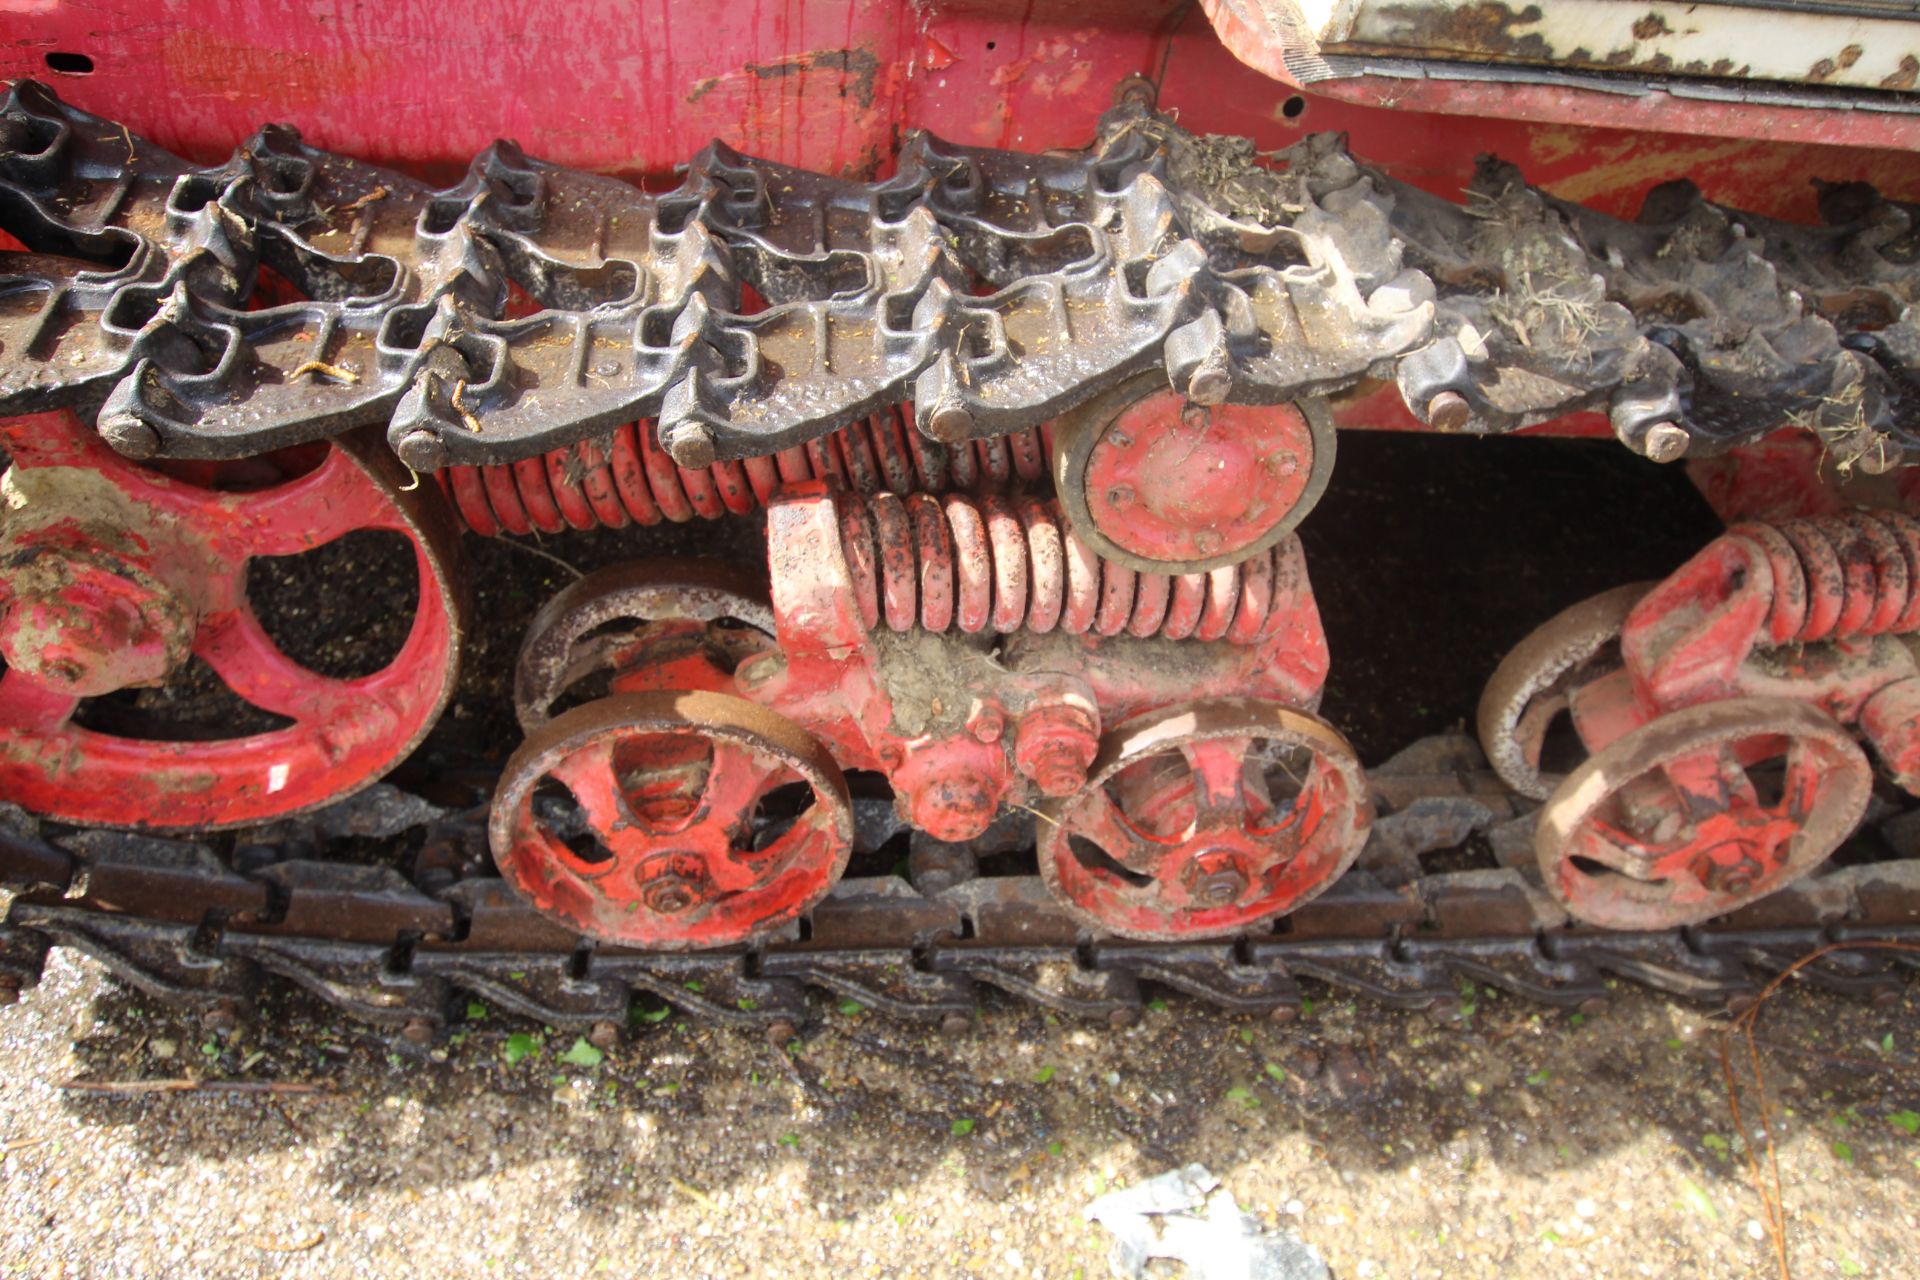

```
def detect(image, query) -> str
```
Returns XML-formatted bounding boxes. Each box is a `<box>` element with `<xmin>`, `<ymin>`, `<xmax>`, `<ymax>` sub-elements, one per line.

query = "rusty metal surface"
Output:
<box><xmin>1485</xmin><ymin>512</ymin><xmax>1920</xmax><ymax>929</ymax></box>
<box><xmin>488</xmin><ymin>690</ymin><xmax>855</xmax><ymax>950</ymax></box>
<box><xmin>1199</xmin><ymin>0</ymin><xmax>1920</xmax><ymax>150</ymax></box>
<box><xmin>1476</xmin><ymin>581</ymin><xmax>1651</xmax><ymax>800</ymax></box>
<box><xmin>1321</xmin><ymin>0</ymin><xmax>1920</xmax><ymax>95</ymax></box>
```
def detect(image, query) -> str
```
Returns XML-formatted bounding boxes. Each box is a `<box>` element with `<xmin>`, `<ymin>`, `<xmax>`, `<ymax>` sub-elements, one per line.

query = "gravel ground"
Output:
<box><xmin>0</xmin><ymin>954</ymin><xmax>1915</xmax><ymax>1279</ymax></box>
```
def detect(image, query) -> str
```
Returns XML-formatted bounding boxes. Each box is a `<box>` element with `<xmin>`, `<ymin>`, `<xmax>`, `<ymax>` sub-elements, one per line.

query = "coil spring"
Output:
<box><xmin>1735</xmin><ymin>511</ymin><xmax>1920</xmax><ymax>645</ymax></box>
<box><xmin>838</xmin><ymin>491</ymin><xmax>1300</xmax><ymax>644</ymax></box>
<box><xmin>442</xmin><ymin>405</ymin><xmax>1051</xmax><ymax>536</ymax></box>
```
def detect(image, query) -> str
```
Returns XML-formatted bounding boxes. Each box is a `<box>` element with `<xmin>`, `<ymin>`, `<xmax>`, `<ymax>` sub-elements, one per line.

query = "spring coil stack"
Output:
<box><xmin>442</xmin><ymin>406</ymin><xmax>1051</xmax><ymax>536</ymax></box>
<box><xmin>1734</xmin><ymin>512</ymin><xmax>1920</xmax><ymax>644</ymax></box>
<box><xmin>835</xmin><ymin>490</ymin><xmax>1300</xmax><ymax>645</ymax></box>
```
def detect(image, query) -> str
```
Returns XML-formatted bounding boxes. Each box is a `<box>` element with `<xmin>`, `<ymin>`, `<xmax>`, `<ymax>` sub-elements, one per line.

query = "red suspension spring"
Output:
<box><xmin>837</xmin><ymin>491</ymin><xmax>1299</xmax><ymax>645</ymax></box>
<box><xmin>442</xmin><ymin>406</ymin><xmax>1052</xmax><ymax>537</ymax></box>
<box><xmin>1736</xmin><ymin>511</ymin><xmax>1920</xmax><ymax>645</ymax></box>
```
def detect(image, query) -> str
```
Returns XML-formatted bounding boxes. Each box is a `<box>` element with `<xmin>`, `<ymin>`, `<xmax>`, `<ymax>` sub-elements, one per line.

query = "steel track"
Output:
<box><xmin>5</xmin><ymin>758</ymin><xmax>1917</xmax><ymax>1038</ymax></box>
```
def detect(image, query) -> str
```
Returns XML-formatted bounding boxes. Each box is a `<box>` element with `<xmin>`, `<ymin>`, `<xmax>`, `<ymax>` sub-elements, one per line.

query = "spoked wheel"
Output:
<box><xmin>1537</xmin><ymin>697</ymin><xmax>1870</xmax><ymax>929</ymax></box>
<box><xmin>1038</xmin><ymin>699</ymin><xmax>1371</xmax><ymax>940</ymax></box>
<box><xmin>489</xmin><ymin>690</ymin><xmax>853</xmax><ymax>948</ymax></box>
<box><xmin>1476</xmin><ymin>583</ymin><xmax>1653</xmax><ymax>800</ymax></box>
<box><xmin>0</xmin><ymin>410</ymin><xmax>464</xmax><ymax>829</ymax></box>
<box><xmin>512</xmin><ymin>559</ymin><xmax>775</xmax><ymax>731</ymax></box>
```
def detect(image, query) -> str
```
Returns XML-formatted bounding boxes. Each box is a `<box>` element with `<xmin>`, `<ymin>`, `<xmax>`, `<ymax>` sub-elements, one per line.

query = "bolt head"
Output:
<box><xmin>1187</xmin><ymin>363</ymin><xmax>1231</xmax><ymax>406</ymax></box>
<box><xmin>1859</xmin><ymin>436</ymin><xmax>1903</xmax><ymax>475</ymax></box>
<box><xmin>400</xmin><ymin>1017</ymin><xmax>436</xmax><ymax>1045</ymax></box>
<box><xmin>940</xmin><ymin>1010</ymin><xmax>973</xmax><ymax>1037</ymax></box>
<box><xmin>1193</xmin><ymin>529</ymin><xmax>1223</xmax><ymax>556</ymax></box>
<box><xmin>1183</xmin><ymin>850</ymin><xmax>1249</xmax><ymax>905</ymax></box>
<box><xmin>647</xmin><ymin>884</ymin><xmax>695</xmax><ymax>915</ymax></box>
<box><xmin>588</xmin><ymin>1020</ymin><xmax>621</xmax><ymax>1049</ymax></box>
<box><xmin>1105</xmin><ymin>484</ymin><xmax>1135</xmax><ymax>508</ymax></box>
<box><xmin>1195</xmin><ymin>871</ymin><xmax>1246</xmax><ymax>905</ymax></box>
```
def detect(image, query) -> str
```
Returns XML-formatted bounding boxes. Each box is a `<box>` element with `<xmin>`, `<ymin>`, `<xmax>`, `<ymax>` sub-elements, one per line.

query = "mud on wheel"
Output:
<box><xmin>1038</xmin><ymin>699</ymin><xmax>1371</xmax><ymax>941</ymax></box>
<box><xmin>489</xmin><ymin>690</ymin><xmax>854</xmax><ymax>949</ymax></box>
<box><xmin>0</xmin><ymin>411</ymin><xmax>464</xmax><ymax>830</ymax></box>
<box><xmin>1536</xmin><ymin>697</ymin><xmax>1872</xmax><ymax>930</ymax></box>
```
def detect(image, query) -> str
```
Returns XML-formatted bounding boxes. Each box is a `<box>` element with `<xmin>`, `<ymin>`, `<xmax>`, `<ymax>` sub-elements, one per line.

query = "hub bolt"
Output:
<box><xmin>1183</xmin><ymin>850</ymin><xmax>1249</xmax><ymax>906</ymax></box>
<box><xmin>646</xmin><ymin>883</ymin><xmax>697</xmax><ymax>915</ymax></box>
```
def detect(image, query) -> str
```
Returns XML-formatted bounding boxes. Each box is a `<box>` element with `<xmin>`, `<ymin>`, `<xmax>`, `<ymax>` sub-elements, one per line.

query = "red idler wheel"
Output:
<box><xmin>1037</xmin><ymin>699</ymin><xmax>1371</xmax><ymax>941</ymax></box>
<box><xmin>0</xmin><ymin>411</ymin><xmax>464</xmax><ymax>830</ymax></box>
<box><xmin>1051</xmin><ymin>371</ymin><xmax>1334</xmax><ymax>575</ymax></box>
<box><xmin>1536</xmin><ymin>697</ymin><xmax>1870</xmax><ymax>930</ymax></box>
<box><xmin>511</xmin><ymin>558</ymin><xmax>775</xmax><ymax>732</ymax></box>
<box><xmin>1476</xmin><ymin>583</ymin><xmax>1655</xmax><ymax>801</ymax></box>
<box><xmin>489</xmin><ymin>691</ymin><xmax>853</xmax><ymax>949</ymax></box>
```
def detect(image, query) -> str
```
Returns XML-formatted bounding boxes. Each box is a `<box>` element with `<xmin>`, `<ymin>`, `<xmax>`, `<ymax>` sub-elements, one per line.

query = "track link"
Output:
<box><xmin>5</xmin><ymin>752</ymin><xmax>1917</xmax><ymax>1037</ymax></box>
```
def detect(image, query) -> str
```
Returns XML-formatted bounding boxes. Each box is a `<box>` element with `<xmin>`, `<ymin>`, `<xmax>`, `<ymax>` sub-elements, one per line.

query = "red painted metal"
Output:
<box><xmin>443</xmin><ymin>408</ymin><xmax>1047</xmax><ymax>537</ymax></box>
<box><xmin>12</xmin><ymin>0</ymin><xmax>1920</xmax><ymax>457</ymax></box>
<box><xmin>1082</xmin><ymin>393</ymin><xmax>1314</xmax><ymax>566</ymax></box>
<box><xmin>0</xmin><ymin>410</ymin><xmax>462</xmax><ymax>829</ymax></box>
<box><xmin>1501</xmin><ymin>512</ymin><xmax>1920</xmax><ymax>927</ymax></box>
<box><xmin>501</xmin><ymin>481</ymin><xmax>1337</xmax><ymax>929</ymax></box>
<box><xmin>1537</xmin><ymin>697</ymin><xmax>1871</xmax><ymax>929</ymax></box>
<box><xmin>1036</xmin><ymin>700</ymin><xmax>1371</xmax><ymax>940</ymax></box>
<box><xmin>745</xmin><ymin>485</ymin><xmax>1331</xmax><ymax>842</ymax></box>
<box><xmin>843</xmin><ymin>490</ymin><xmax>1299</xmax><ymax>643</ymax></box>
<box><xmin>490</xmin><ymin>689</ymin><xmax>854</xmax><ymax>949</ymax></box>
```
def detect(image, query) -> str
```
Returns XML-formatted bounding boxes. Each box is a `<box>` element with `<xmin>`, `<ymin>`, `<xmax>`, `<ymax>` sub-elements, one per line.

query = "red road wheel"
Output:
<box><xmin>1476</xmin><ymin>583</ymin><xmax>1653</xmax><ymax>801</ymax></box>
<box><xmin>0</xmin><ymin>411</ymin><xmax>463</xmax><ymax>829</ymax></box>
<box><xmin>1038</xmin><ymin>699</ymin><xmax>1371</xmax><ymax>940</ymax></box>
<box><xmin>489</xmin><ymin>690</ymin><xmax>853</xmax><ymax>948</ymax></box>
<box><xmin>1536</xmin><ymin>697</ymin><xmax>1870</xmax><ymax>930</ymax></box>
<box><xmin>1051</xmin><ymin>372</ymin><xmax>1334</xmax><ymax>575</ymax></box>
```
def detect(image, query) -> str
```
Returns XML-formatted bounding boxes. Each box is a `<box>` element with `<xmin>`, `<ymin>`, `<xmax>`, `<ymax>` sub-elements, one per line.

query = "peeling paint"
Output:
<box><xmin>1317</xmin><ymin>0</ymin><xmax>1920</xmax><ymax>96</ymax></box>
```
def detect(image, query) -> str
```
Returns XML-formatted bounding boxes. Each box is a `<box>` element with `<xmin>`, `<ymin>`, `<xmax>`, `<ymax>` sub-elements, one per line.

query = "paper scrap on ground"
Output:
<box><xmin>1084</xmin><ymin>1164</ymin><xmax>1329</xmax><ymax>1280</ymax></box>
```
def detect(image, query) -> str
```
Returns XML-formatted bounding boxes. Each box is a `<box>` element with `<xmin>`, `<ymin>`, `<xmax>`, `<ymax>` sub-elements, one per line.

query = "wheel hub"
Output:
<box><xmin>0</xmin><ymin>410</ymin><xmax>466</xmax><ymax>830</ymax></box>
<box><xmin>0</xmin><ymin>539</ymin><xmax>197</xmax><ymax>697</ymax></box>
<box><xmin>1182</xmin><ymin>848</ymin><xmax>1253</xmax><ymax>906</ymax></box>
<box><xmin>1053</xmin><ymin>374</ymin><xmax>1334</xmax><ymax>575</ymax></box>
<box><xmin>1086</xmin><ymin>398</ymin><xmax>1308</xmax><ymax>564</ymax></box>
